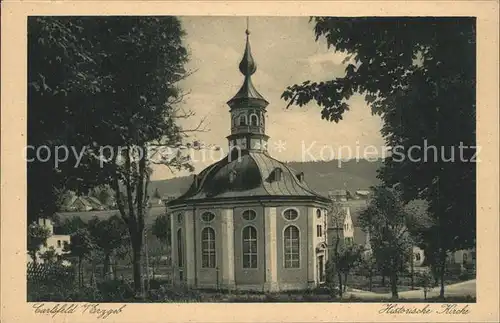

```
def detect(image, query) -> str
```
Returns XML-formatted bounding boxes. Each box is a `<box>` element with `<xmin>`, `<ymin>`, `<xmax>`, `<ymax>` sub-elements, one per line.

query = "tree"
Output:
<box><xmin>336</xmin><ymin>244</ymin><xmax>364</xmax><ymax>293</ymax></box>
<box><xmin>67</xmin><ymin>228</ymin><xmax>94</xmax><ymax>287</ymax></box>
<box><xmin>90</xmin><ymin>185</ymin><xmax>115</xmax><ymax>208</ymax></box>
<box><xmin>28</xmin><ymin>17</ymin><xmax>110</xmax><ymax>223</ymax></box>
<box><xmin>327</xmin><ymin>200</ymin><xmax>346</xmax><ymax>296</ymax></box>
<box><xmin>326</xmin><ymin>200</ymin><xmax>363</xmax><ymax>296</ymax></box>
<box><xmin>358</xmin><ymin>186</ymin><xmax>416</xmax><ymax>299</ymax></box>
<box><xmin>56</xmin><ymin>216</ymin><xmax>87</xmax><ymax>235</ymax></box>
<box><xmin>27</xmin><ymin>223</ymin><xmax>52</xmax><ymax>264</ymax></box>
<box><xmin>358</xmin><ymin>254</ymin><xmax>376</xmax><ymax>292</ymax></box>
<box><xmin>40</xmin><ymin>247</ymin><xmax>59</xmax><ymax>265</ymax></box>
<box><xmin>152</xmin><ymin>213</ymin><xmax>171</xmax><ymax>245</ymax></box>
<box><xmin>87</xmin><ymin>215</ymin><xmax>129</xmax><ymax>279</ymax></box>
<box><xmin>282</xmin><ymin>18</ymin><xmax>476</xmax><ymax>298</ymax></box>
<box><xmin>28</xmin><ymin>17</ymin><xmax>203</xmax><ymax>296</ymax></box>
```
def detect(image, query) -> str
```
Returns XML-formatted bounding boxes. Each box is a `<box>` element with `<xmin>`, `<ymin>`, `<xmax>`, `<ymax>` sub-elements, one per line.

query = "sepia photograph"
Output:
<box><xmin>1</xmin><ymin>2</ymin><xmax>499</xmax><ymax>322</ymax></box>
<box><xmin>24</xmin><ymin>15</ymin><xmax>478</xmax><ymax>303</ymax></box>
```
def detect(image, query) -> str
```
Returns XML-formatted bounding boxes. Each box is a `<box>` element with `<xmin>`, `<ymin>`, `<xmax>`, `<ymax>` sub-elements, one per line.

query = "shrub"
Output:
<box><xmin>264</xmin><ymin>293</ymin><xmax>280</xmax><ymax>302</ymax></box>
<box><xmin>148</xmin><ymin>285</ymin><xmax>203</xmax><ymax>302</ymax></box>
<box><xmin>27</xmin><ymin>282</ymin><xmax>102</xmax><ymax>302</ymax></box>
<box><xmin>97</xmin><ymin>279</ymin><xmax>135</xmax><ymax>302</ymax></box>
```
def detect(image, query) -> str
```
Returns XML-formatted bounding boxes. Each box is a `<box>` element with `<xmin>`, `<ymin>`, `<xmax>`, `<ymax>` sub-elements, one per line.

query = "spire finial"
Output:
<box><xmin>239</xmin><ymin>17</ymin><xmax>256</xmax><ymax>76</ymax></box>
<box><xmin>246</xmin><ymin>16</ymin><xmax>250</xmax><ymax>35</ymax></box>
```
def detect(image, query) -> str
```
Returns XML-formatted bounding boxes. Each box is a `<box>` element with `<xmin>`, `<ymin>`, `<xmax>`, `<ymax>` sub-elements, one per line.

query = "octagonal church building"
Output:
<box><xmin>167</xmin><ymin>27</ymin><xmax>330</xmax><ymax>292</ymax></box>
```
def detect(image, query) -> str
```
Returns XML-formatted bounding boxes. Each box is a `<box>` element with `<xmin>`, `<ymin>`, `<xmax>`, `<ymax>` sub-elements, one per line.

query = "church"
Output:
<box><xmin>166</xmin><ymin>26</ymin><xmax>331</xmax><ymax>292</ymax></box>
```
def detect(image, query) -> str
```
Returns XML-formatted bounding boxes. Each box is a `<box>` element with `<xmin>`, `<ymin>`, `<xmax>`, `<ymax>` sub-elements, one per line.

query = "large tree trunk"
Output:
<box><xmin>337</xmin><ymin>272</ymin><xmax>343</xmax><ymax>297</ymax></box>
<box><xmin>390</xmin><ymin>270</ymin><xmax>399</xmax><ymax>299</ymax></box>
<box><xmin>381</xmin><ymin>274</ymin><xmax>386</xmax><ymax>287</ymax></box>
<box><xmin>78</xmin><ymin>257</ymin><xmax>83</xmax><ymax>287</ymax></box>
<box><xmin>368</xmin><ymin>269</ymin><xmax>373</xmax><ymax>292</ymax></box>
<box><xmin>131</xmin><ymin>236</ymin><xmax>143</xmax><ymax>295</ymax></box>
<box><xmin>103</xmin><ymin>253</ymin><xmax>111</xmax><ymax>279</ymax></box>
<box><xmin>343</xmin><ymin>272</ymin><xmax>348</xmax><ymax>292</ymax></box>
<box><xmin>439</xmin><ymin>250</ymin><xmax>446</xmax><ymax>299</ymax></box>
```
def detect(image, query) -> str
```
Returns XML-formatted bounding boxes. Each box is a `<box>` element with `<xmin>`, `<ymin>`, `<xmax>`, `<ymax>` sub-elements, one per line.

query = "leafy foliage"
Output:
<box><xmin>87</xmin><ymin>215</ymin><xmax>129</xmax><ymax>278</ymax></box>
<box><xmin>358</xmin><ymin>186</ymin><xmax>420</xmax><ymax>298</ymax></box>
<box><xmin>28</xmin><ymin>16</ymin><xmax>193</xmax><ymax>294</ymax></box>
<box><xmin>27</xmin><ymin>223</ymin><xmax>52</xmax><ymax>263</ymax></box>
<box><xmin>282</xmin><ymin>17</ymin><xmax>475</xmax><ymax>298</ymax></box>
<box><xmin>55</xmin><ymin>216</ymin><xmax>87</xmax><ymax>234</ymax></box>
<box><xmin>152</xmin><ymin>213</ymin><xmax>171</xmax><ymax>245</ymax></box>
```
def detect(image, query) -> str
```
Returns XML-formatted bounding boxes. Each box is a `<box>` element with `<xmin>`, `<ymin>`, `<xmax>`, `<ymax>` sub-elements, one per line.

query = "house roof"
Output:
<box><xmin>86</xmin><ymin>196</ymin><xmax>104</xmax><ymax>208</ymax></box>
<box><xmin>168</xmin><ymin>150</ymin><xmax>329</xmax><ymax>206</ymax></box>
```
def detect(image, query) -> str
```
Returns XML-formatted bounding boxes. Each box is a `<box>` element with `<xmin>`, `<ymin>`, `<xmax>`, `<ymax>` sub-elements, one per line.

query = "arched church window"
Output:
<box><xmin>284</xmin><ymin>225</ymin><xmax>300</xmax><ymax>268</ymax></box>
<box><xmin>239</xmin><ymin>115</ymin><xmax>247</xmax><ymax>126</ymax></box>
<box><xmin>177</xmin><ymin>213</ymin><xmax>182</xmax><ymax>224</ymax></box>
<box><xmin>250</xmin><ymin>114</ymin><xmax>259</xmax><ymax>126</ymax></box>
<box><xmin>201</xmin><ymin>212</ymin><xmax>215</xmax><ymax>223</ymax></box>
<box><xmin>283</xmin><ymin>208</ymin><xmax>299</xmax><ymax>221</ymax></box>
<box><xmin>201</xmin><ymin>227</ymin><xmax>216</xmax><ymax>268</ymax></box>
<box><xmin>242</xmin><ymin>209</ymin><xmax>257</xmax><ymax>221</ymax></box>
<box><xmin>242</xmin><ymin>226</ymin><xmax>258</xmax><ymax>268</ymax></box>
<box><xmin>316</xmin><ymin>209</ymin><xmax>322</xmax><ymax>218</ymax></box>
<box><xmin>177</xmin><ymin>229</ymin><xmax>184</xmax><ymax>268</ymax></box>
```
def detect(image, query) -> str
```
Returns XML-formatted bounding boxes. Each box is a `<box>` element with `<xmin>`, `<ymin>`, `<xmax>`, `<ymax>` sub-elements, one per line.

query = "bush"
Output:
<box><xmin>28</xmin><ymin>282</ymin><xmax>102</xmax><ymax>302</ymax></box>
<box><xmin>97</xmin><ymin>279</ymin><xmax>135</xmax><ymax>302</ymax></box>
<box><xmin>148</xmin><ymin>285</ymin><xmax>203</xmax><ymax>302</ymax></box>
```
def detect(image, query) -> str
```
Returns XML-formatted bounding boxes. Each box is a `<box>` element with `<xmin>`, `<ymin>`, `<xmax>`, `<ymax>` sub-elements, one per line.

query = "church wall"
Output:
<box><xmin>233</xmin><ymin>205</ymin><xmax>266</xmax><ymax>286</ymax></box>
<box><xmin>194</xmin><ymin>207</ymin><xmax>219</xmax><ymax>288</ymax></box>
<box><xmin>275</xmin><ymin>205</ymin><xmax>309</xmax><ymax>288</ymax></box>
<box><xmin>171</xmin><ymin>210</ymin><xmax>186</xmax><ymax>284</ymax></box>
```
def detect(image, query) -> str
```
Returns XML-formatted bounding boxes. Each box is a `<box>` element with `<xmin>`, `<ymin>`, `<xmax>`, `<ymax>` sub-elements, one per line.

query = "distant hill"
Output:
<box><xmin>149</xmin><ymin>159</ymin><xmax>383</xmax><ymax>197</ymax></box>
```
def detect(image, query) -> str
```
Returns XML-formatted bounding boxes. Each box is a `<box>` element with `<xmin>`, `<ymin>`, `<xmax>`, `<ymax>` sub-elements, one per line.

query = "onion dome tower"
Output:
<box><xmin>226</xmin><ymin>23</ymin><xmax>269</xmax><ymax>152</ymax></box>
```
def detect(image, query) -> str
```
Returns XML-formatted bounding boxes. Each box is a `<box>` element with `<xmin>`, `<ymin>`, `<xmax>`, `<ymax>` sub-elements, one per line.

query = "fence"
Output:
<box><xmin>27</xmin><ymin>262</ymin><xmax>75</xmax><ymax>285</ymax></box>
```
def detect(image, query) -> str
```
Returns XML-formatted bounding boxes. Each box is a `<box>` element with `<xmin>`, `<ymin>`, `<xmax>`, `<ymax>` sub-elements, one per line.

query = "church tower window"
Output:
<box><xmin>239</xmin><ymin>115</ymin><xmax>247</xmax><ymax>126</ymax></box>
<box><xmin>250</xmin><ymin>114</ymin><xmax>259</xmax><ymax>126</ymax></box>
<box><xmin>242</xmin><ymin>226</ymin><xmax>258</xmax><ymax>268</ymax></box>
<box><xmin>201</xmin><ymin>227</ymin><xmax>216</xmax><ymax>268</ymax></box>
<box><xmin>284</xmin><ymin>225</ymin><xmax>300</xmax><ymax>268</ymax></box>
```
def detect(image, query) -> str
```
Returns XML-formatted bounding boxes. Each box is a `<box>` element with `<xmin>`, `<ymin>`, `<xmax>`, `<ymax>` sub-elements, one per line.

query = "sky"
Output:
<box><xmin>151</xmin><ymin>16</ymin><xmax>385</xmax><ymax>180</ymax></box>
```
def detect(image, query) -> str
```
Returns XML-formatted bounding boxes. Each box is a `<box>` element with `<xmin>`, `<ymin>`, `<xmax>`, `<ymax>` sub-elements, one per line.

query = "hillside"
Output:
<box><xmin>149</xmin><ymin>159</ymin><xmax>383</xmax><ymax>197</ymax></box>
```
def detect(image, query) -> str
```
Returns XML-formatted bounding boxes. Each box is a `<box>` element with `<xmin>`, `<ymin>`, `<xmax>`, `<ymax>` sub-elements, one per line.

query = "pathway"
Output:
<box><xmin>345</xmin><ymin>279</ymin><xmax>476</xmax><ymax>300</ymax></box>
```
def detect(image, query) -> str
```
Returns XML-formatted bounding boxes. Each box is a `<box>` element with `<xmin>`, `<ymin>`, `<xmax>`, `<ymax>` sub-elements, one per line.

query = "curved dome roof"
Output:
<box><xmin>168</xmin><ymin>150</ymin><xmax>329</xmax><ymax>205</ymax></box>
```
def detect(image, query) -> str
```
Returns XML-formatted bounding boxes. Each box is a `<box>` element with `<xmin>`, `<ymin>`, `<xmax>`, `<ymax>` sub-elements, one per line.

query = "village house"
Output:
<box><xmin>166</xmin><ymin>28</ymin><xmax>330</xmax><ymax>292</ymax></box>
<box><xmin>326</xmin><ymin>189</ymin><xmax>475</xmax><ymax>273</ymax></box>
<box><xmin>28</xmin><ymin>218</ymin><xmax>71</xmax><ymax>266</ymax></box>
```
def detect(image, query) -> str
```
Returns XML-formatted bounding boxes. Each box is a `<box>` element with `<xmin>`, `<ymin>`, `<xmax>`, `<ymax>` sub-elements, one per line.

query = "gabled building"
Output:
<box><xmin>27</xmin><ymin>218</ymin><xmax>71</xmax><ymax>266</ymax></box>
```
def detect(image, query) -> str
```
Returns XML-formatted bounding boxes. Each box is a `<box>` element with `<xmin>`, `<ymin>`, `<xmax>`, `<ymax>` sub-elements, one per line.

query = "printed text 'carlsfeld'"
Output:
<box><xmin>32</xmin><ymin>303</ymin><xmax>127</xmax><ymax>319</ymax></box>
